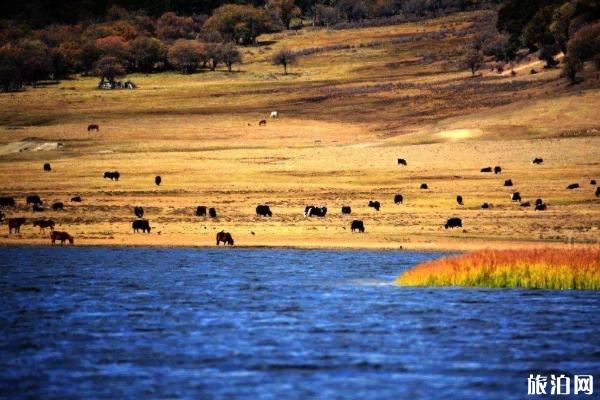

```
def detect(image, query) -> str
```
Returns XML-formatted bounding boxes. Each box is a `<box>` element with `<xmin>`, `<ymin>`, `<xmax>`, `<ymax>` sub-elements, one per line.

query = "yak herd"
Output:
<box><xmin>1</xmin><ymin>149</ymin><xmax>599</xmax><ymax>247</ymax></box>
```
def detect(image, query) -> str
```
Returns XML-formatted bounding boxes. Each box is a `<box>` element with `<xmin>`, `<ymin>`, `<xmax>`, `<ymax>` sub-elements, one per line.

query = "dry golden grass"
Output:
<box><xmin>396</xmin><ymin>247</ymin><xmax>600</xmax><ymax>290</ymax></box>
<box><xmin>0</xmin><ymin>11</ymin><xmax>599</xmax><ymax>249</ymax></box>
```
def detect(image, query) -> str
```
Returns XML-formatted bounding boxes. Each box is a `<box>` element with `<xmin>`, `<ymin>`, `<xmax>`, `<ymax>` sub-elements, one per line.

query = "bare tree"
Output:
<box><xmin>461</xmin><ymin>46</ymin><xmax>484</xmax><ymax>77</ymax></box>
<box><xmin>272</xmin><ymin>48</ymin><xmax>297</xmax><ymax>74</ymax></box>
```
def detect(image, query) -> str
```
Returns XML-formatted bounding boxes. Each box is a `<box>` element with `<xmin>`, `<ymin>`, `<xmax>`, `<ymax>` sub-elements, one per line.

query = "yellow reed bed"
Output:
<box><xmin>396</xmin><ymin>248</ymin><xmax>600</xmax><ymax>290</ymax></box>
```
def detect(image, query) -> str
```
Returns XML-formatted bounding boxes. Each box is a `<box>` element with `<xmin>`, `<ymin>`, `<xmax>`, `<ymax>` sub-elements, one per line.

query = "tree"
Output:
<box><xmin>221</xmin><ymin>42</ymin><xmax>242</xmax><ymax>72</ymax></box>
<box><xmin>336</xmin><ymin>0</ymin><xmax>369</xmax><ymax>22</ymax></box>
<box><xmin>205</xmin><ymin>42</ymin><xmax>223</xmax><ymax>71</ymax></box>
<box><xmin>95</xmin><ymin>35</ymin><xmax>130</xmax><ymax>67</ymax></box>
<box><xmin>267</xmin><ymin>0</ymin><xmax>301</xmax><ymax>30</ymax></box>
<box><xmin>460</xmin><ymin>45</ymin><xmax>484</xmax><ymax>77</ymax></box>
<box><xmin>156</xmin><ymin>12</ymin><xmax>198</xmax><ymax>40</ymax></box>
<box><xmin>550</xmin><ymin>1</ymin><xmax>576</xmax><ymax>53</ymax></box>
<box><xmin>203</xmin><ymin>4</ymin><xmax>275</xmax><ymax>45</ymax></box>
<box><xmin>95</xmin><ymin>55</ymin><xmax>125</xmax><ymax>85</ymax></box>
<box><xmin>129</xmin><ymin>36</ymin><xmax>166</xmax><ymax>72</ymax></box>
<box><xmin>0</xmin><ymin>43</ymin><xmax>24</xmax><ymax>90</ymax></box>
<box><xmin>51</xmin><ymin>40</ymin><xmax>83</xmax><ymax>78</ymax></box>
<box><xmin>564</xmin><ymin>22</ymin><xmax>600</xmax><ymax>83</ymax></box>
<box><xmin>315</xmin><ymin>5</ymin><xmax>339</xmax><ymax>27</ymax></box>
<box><xmin>539</xmin><ymin>42</ymin><xmax>560</xmax><ymax>67</ymax></box>
<box><xmin>272</xmin><ymin>48</ymin><xmax>297</xmax><ymax>74</ymax></box>
<box><xmin>167</xmin><ymin>40</ymin><xmax>205</xmax><ymax>73</ymax></box>
<box><xmin>17</xmin><ymin>39</ymin><xmax>53</xmax><ymax>83</ymax></box>
<box><xmin>523</xmin><ymin>6</ymin><xmax>557</xmax><ymax>52</ymax></box>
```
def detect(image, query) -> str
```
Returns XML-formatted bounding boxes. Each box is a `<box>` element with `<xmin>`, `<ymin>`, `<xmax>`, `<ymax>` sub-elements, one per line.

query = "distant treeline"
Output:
<box><xmin>494</xmin><ymin>0</ymin><xmax>600</xmax><ymax>82</ymax></box>
<box><xmin>0</xmin><ymin>0</ymin><xmax>495</xmax><ymax>91</ymax></box>
<box><xmin>2</xmin><ymin>0</ymin><xmax>491</xmax><ymax>28</ymax></box>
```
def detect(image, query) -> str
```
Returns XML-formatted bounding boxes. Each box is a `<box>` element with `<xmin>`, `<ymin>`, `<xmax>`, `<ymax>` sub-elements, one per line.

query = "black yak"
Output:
<box><xmin>351</xmin><ymin>220</ymin><xmax>365</xmax><ymax>233</ymax></box>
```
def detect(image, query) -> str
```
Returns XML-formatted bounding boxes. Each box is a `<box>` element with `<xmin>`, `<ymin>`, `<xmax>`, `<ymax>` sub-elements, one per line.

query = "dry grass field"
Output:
<box><xmin>1</xmin><ymin>11</ymin><xmax>599</xmax><ymax>250</ymax></box>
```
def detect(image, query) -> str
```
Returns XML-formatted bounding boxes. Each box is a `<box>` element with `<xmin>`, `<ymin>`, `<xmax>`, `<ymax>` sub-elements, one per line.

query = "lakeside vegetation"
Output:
<box><xmin>396</xmin><ymin>248</ymin><xmax>600</xmax><ymax>290</ymax></box>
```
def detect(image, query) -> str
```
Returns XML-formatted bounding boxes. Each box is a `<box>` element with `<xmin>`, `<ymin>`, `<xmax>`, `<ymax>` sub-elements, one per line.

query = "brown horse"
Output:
<box><xmin>50</xmin><ymin>231</ymin><xmax>74</xmax><ymax>245</ymax></box>
<box><xmin>259</xmin><ymin>119</ymin><xmax>267</xmax><ymax>126</ymax></box>
<box><xmin>33</xmin><ymin>219</ymin><xmax>55</xmax><ymax>232</ymax></box>
<box><xmin>87</xmin><ymin>124</ymin><xmax>99</xmax><ymax>132</ymax></box>
<box><xmin>8</xmin><ymin>218</ymin><xmax>26</xmax><ymax>234</ymax></box>
<box><xmin>216</xmin><ymin>231</ymin><xmax>234</xmax><ymax>246</ymax></box>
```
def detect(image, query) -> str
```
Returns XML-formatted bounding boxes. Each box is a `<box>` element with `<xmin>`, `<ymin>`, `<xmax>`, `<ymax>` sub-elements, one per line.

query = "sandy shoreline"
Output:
<box><xmin>1</xmin><ymin>236</ymin><xmax>590</xmax><ymax>253</ymax></box>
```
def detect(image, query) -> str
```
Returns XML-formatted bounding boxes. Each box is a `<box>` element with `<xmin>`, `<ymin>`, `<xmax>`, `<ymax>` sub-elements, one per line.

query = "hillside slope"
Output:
<box><xmin>0</xmin><ymin>10</ymin><xmax>599</xmax><ymax>250</ymax></box>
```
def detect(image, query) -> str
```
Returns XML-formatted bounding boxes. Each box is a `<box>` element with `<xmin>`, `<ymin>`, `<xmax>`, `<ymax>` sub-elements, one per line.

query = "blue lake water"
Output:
<box><xmin>0</xmin><ymin>247</ymin><xmax>599</xmax><ymax>399</ymax></box>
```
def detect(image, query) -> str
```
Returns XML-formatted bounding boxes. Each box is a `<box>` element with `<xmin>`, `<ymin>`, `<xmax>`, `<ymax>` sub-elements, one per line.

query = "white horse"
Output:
<box><xmin>270</xmin><ymin>111</ymin><xmax>278</xmax><ymax>118</ymax></box>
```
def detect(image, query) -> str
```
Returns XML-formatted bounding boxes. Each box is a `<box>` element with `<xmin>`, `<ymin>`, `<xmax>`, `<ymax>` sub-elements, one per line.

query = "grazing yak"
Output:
<box><xmin>43</xmin><ymin>163</ymin><xmax>51</xmax><ymax>172</ymax></box>
<box><xmin>420</xmin><ymin>183</ymin><xmax>428</xmax><ymax>190</ymax></box>
<box><xmin>256</xmin><ymin>205</ymin><xmax>272</xmax><ymax>217</ymax></box>
<box><xmin>520</xmin><ymin>202</ymin><xmax>531</xmax><ymax>207</ymax></box>
<box><xmin>566</xmin><ymin>183</ymin><xmax>580</xmax><ymax>190</ymax></box>
<box><xmin>456</xmin><ymin>195</ymin><xmax>463</xmax><ymax>205</ymax></box>
<box><xmin>511</xmin><ymin>192</ymin><xmax>521</xmax><ymax>202</ymax></box>
<box><xmin>394</xmin><ymin>195</ymin><xmax>403</xmax><ymax>204</ymax></box>
<box><xmin>103</xmin><ymin>171</ymin><xmax>120</xmax><ymax>181</ymax></box>
<box><xmin>591</xmin><ymin>179</ymin><xmax>597</xmax><ymax>185</ymax></box>
<box><xmin>341</xmin><ymin>206</ymin><xmax>352</xmax><ymax>214</ymax></box>
<box><xmin>50</xmin><ymin>231</ymin><xmax>74</xmax><ymax>245</ymax></box>
<box><xmin>26</xmin><ymin>195</ymin><xmax>42</xmax><ymax>205</ymax></box>
<box><xmin>494</xmin><ymin>166</ymin><xmax>502</xmax><ymax>174</ymax></box>
<box><xmin>8</xmin><ymin>217</ymin><xmax>26</xmax><ymax>234</ymax></box>
<box><xmin>397</xmin><ymin>158</ymin><xmax>407</xmax><ymax>166</ymax></box>
<box><xmin>596</xmin><ymin>187</ymin><xmax>600</xmax><ymax>197</ymax></box>
<box><xmin>480</xmin><ymin>167</ymin><xmax>493</xmax><ymax>173</ymax></box>
<box><xmin>351</xmin><ymin>220</ymin><xmax>365</xmax><ymax>233</ymax></box>
<box><xmin>33</xmin><ymin>219</ymin><xmax>55</xmax><ymax>232</ymax></box>
<box><xmin>481</xmin><ymin>203</ymin><xmax>490</xmax><ymax>209</ymax></box>
<box><xmin>87</xmin><ymin>124</ymin><xmax>99</xmax><ymax>132</ymax></box>
<box><xmin>532</xmin><ymin>158</ymin><xmax>544</xmax><ymax>165</ymax></box>
<box><xmin>132</xmin><ymin>220</ymin><xmax>151</xmax><ymax>233</ymax></box>
<box><xmin>0</xmin><ymin>210</ymin><xmax>3</xmax><ymax>222</ymax></box>
<box><xmin>71</xmin><ymin>196</ymin><xmax>82</xmax><ymax>202</ymax></box>
<box><xmin>270</xmin><ymin>111</ymin><xmax>278</xmax><ymax>118</ymax></box>
<box><xmin>155</xmin><ymin>176</ymin><xmax>161</xmax><ymax>186</ymax></box>
<box><xmin>368</xmin><ymin>201</ymin><xmax>381</xmax><ymax>211</ymax></box>
<box><xmin>134</xmin><ymin>206</ymin><xmax>144</xmax><ymax>218</ymax></box>
<box><xmin>33</xmin><ymin>204</ymin><xmax>45</xmax><ymax>212</ymax></box>
<box><xmin>196</xmin><ymin>206</ymin><xmax>207</xmax><ymax>216</ymax></box>
<box><xmin>209</xmin><ymin>208</ymin><xmax>217</xmax><ymax>218</ymax></box>
<box><xmin>445</xmin><ymin>217</ymin><xmax>462</xmax><ymax>229</ymax></box>
<box><xmin>0</xmin><ymin>196</ymin><xmax>16</xmax><ymax>207</ymax></box>
<box><xmin>216</xmin><ymin>231</ymin><xmax>234</xmax><ymax>246</ymax></box>
<box><xmin>259</xmin><ymin>119</ymin><xmax>267</xmax><ymax>126</ymax></box>
<box><xmin>535</xmin><ymin>199</ymin><xmax>546</xmax><ymax>211</ymax></box>
<box><xmin>52</xmin><ymin>202</ymin><xmax>64</xmax><ymax>211</ymax></box>
<box><xmin>504</xmin><ymin>179</ymin><xmax>513</xmax><ymax>187</ymax></box>
<box><xmin>305</xmin><ymin>206</ymin><xmax>327</xmax><ymax>217</ymax></box>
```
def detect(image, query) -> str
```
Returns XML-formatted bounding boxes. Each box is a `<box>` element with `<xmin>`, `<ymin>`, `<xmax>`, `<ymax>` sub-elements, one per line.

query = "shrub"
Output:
<box><xmin>396</xmin><ymin>247</ymin><xmax>600</xmax><ymax>290</ymax></box>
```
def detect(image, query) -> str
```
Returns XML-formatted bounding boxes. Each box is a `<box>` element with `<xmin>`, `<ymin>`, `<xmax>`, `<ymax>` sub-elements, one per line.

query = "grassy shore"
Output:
<box><xmin>396</xmin><ymin>247</ymin><xmax>600</xmax><ymax>290</ymax></box>
<box><xmin>0</xmin><ymin>10</ymin><xmax>599</xmax><ymax>249</ymax></box>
